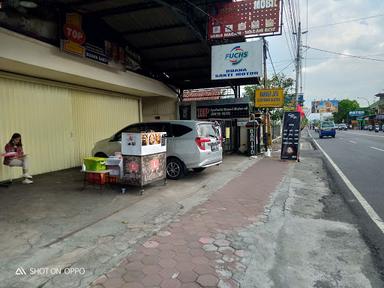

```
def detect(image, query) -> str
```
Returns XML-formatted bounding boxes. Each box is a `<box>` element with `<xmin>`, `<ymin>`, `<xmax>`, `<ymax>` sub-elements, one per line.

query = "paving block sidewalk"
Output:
<box><xmin>90</xmin><ymin>158</ymin><xmax>290</xmax><ymax>288</ymax></box>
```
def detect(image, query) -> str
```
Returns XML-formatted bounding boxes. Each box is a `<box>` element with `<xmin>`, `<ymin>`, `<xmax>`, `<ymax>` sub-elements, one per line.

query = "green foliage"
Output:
<box><xmin>332</xmin><ymin>99</ymin><xmax>360</xmax><ymax>123</ymax></box>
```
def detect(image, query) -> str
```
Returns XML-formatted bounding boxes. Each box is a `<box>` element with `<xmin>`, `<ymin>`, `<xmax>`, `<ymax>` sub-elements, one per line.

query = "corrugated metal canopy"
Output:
<box><xmin>20</xmin><ymin>0</ymin><xmax>261</xmax><ymax>90</ymax></box>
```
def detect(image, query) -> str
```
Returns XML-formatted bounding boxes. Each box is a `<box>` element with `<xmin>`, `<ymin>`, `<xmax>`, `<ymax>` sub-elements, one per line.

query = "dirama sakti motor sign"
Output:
<box><xmin>211</xmin><ymin>41</ymin><xmax>263</xmax><ymax>80</ymax></box>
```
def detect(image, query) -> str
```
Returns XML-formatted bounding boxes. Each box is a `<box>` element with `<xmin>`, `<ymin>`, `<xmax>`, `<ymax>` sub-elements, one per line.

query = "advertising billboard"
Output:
<box><xmin>211</xmin><ymin>41</ymin><xmax>263</xmax><ymax>80</ymax></box>
<box><xmin>281</xmin><ymin>112</ymin><xmax>301</xmax><ymax>161</ymax></box>
<box><xmin>311</xmin><ymin>100</ymin><xmax>339</xmax><ymax>113</ymax></box>
<box><xmin>255</xmin><ymin>88</ymin><xmax>284</xmax><ymax>108</ymax></box>
<box><xmin>208</xmin><ymin>0</ymin><xmax>282</xmax><ymax>39</ymax></box>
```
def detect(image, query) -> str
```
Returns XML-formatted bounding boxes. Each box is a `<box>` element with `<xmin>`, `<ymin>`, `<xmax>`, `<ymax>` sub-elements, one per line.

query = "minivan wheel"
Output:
<box><xmin>166</xmin><ymin>158</ymin><xmax>184</xmax><ymax>180</ymax></box>
<box><xmin>193</xmin><ymin>168</ymin><xmax>206</xmax><ymax>173</ymax></box>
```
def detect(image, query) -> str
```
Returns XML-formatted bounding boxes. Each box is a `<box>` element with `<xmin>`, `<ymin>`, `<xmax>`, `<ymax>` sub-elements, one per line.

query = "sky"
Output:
<box><xmin>267</xmin><ymin>0</ymin><xmax>384</xmax><ymax>110</ymax></box>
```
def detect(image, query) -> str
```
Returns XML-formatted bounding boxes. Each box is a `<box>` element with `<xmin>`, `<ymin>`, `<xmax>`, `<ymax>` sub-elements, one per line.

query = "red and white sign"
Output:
<box><xmin>208</xmin><ymin>0</ymin><xmax>282</xmax><ymax>39</ymax></box>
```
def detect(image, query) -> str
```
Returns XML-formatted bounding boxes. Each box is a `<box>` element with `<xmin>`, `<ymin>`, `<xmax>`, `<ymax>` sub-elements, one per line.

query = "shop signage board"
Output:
<box><xmin>208</xmin><ymin>0</ymin><xmax>282</xmax><ymax>39</ymax></box>
<box><xmin>281</xmin><ymin>112</ymin><xmax>301</xmax><ymax>161</ymax></box>
<box><xmin>211</xmin><ymin>41</ymin><xmax>263</xmax><ymax>80</ymax></box>
<box><xmin>196</xmin><ymin>103</ymin><xmax>249</xmax><ymax>119</ymax></box>
<box><xmin>60</xmin><ymin>13</ymin><xmax>137</xmax><ymax>67</ymax></box>
<box><xmin>255</xmin><ymin>88</ymin><xmax>284</xmax><ymax>108</ymax></box>
<box><xmin>349</xmin><ymin>111</ymin><xmax>365</xmax><ymax>117</ymax></box>
<box><xmin>122</xmin><ymin>132</ymin><xmax>167</xmax><ymax>156</ymax></box>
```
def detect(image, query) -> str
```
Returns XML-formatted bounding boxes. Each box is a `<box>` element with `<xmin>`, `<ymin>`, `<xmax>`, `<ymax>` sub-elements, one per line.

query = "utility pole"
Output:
<box><xmin>262</xmin><ymin>37</ymin><xmax>270</xmax><ymax>153</ymax></box>
<box><xmin>295</xmin><ymin>22</ymin><xmax>302</xmax><ymax>104</ymax></box>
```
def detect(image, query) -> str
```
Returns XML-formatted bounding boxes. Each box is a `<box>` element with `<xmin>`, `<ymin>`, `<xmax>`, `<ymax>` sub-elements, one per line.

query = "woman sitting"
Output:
<box><xmin>3</xmin><ymin>133</ymin><xmax>33</xmax><ymax>184</ymax></box>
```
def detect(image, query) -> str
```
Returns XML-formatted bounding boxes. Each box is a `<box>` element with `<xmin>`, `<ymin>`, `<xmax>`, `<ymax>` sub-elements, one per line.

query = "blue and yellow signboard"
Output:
<box><xmin>255</xmin><ymin>88</ymin><xmax>284</xmax><ymax>108</ymax></box>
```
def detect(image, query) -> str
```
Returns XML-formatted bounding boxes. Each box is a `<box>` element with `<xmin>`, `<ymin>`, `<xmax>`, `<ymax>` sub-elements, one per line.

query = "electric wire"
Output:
<box><xmin>309</xmin><ymin>14</ymin><xmax>384</xmax><ymax>29</ymax></box>
<box><xmin>303</xmin><ymin>46</ymin><xmax>384</xmax><ymax>62</ymax></box>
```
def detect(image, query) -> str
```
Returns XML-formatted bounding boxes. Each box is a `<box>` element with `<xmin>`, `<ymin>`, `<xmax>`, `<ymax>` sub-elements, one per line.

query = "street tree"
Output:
<box><xmin>333</xmin><ymin>99</ymin><xmax>360</xmax><ymax>123</ymax></box>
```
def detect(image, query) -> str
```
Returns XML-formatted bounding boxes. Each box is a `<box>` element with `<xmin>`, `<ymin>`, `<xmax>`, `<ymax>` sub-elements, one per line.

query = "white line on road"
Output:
<box><xmin>349</xmin><ymin>140</ymin><xmax>356</xmax><ymax>144</ymax></box>
<box><xmin>370</xmin><ymin>146</ymin><xmax>384</xmax><ymax>152</ymax></box>
<box><xmin>345</xmin><ymin>131</ymin><xmax>384</xmax><ymax>138</ymax></box>
<box><xmin>311</xmin><ymin>136</ymin><xmax>384</xmax><ymax>234</ymax></box>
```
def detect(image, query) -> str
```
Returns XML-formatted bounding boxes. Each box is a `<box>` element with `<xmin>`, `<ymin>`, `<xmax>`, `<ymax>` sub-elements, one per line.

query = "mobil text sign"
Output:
<box><xmin>211</xmin><ymin>41</ymin><xmax>263</xmax><ymax>80</ymax></box>
<box><xmin>255</xmin><ymin>88</ymin><xmax>284</xmax><ymax>108</ymax></box>
<box><xmin>208</xmin><ymin>0</ymin><xmax>282</xmax><ymax>39</ymax></box>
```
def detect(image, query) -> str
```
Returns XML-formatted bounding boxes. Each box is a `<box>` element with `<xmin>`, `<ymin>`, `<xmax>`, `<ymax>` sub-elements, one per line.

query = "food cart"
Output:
<box><xmin>121</xmin><ymin>132</ymin><xmax>167</xmax><ymax>194</ymax></box>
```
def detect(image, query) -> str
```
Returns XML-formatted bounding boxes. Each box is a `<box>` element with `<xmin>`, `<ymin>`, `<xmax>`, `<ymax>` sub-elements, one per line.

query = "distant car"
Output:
<box><xmin>338</xmin><ymin>124</ymin><xmax>347</xmax><ymax>130</ymax></box>
<box><xmin>319</xmin><ymin>121</ymin><xmax>336</xmax><ymax>138</ymax></box>
<box><xmin>368</xmin><ymin>125</ymin><xmax>373</xmax><ymax>131</ymax></box>
<box><xmin>375</xmin><ymin>124</ymin><xmax>380</xmax><ymax>132</ymax></box>
<box><xmin>91</xmin><ymin>120</ymin><xmax>223</xmax><ymax>180</ymax></box>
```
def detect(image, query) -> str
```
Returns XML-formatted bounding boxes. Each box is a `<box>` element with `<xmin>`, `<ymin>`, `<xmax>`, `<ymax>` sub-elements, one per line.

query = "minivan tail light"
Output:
<box><xmin>195</xmin><ymin>137</ymin><xmax>210</xmax><ymax>150</ymax></box>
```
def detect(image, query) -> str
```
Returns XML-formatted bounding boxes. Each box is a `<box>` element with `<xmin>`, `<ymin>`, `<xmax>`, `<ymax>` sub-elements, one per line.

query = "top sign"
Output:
<box><xmin>208</xmin><ymin>0</ymin><xmax>282</xmax><ymax>40</ymax></box>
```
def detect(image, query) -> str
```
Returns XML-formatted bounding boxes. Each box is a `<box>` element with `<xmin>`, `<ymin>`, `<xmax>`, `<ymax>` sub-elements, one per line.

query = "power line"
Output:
<box><xmin>303</xmin><ymin>45</ymin><xmax>384</xmax><ymax>62</ymax></box>
<box><xmin>276</xmin><ymin>60</ymin><xmax>295</xmax><ymax>74</ymax></box>
<box><xmin>267</xmin><ymin>45</ymin><xmax>277</xmax><ymax>77</ymax></box>
<box><xmin>309</xmin><ymin>13</ymin><xmax>384</xmax><ymax>29</ymax></box>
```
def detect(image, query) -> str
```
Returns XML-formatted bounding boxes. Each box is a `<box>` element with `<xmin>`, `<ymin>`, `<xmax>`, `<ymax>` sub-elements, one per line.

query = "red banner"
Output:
<box><xmin>208</xmin><ymin>0</ymin><xmax>282</xmax><ymax>40</ymax></box>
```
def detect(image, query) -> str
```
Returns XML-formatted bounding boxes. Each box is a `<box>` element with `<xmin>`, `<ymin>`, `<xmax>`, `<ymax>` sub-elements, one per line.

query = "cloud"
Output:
<box><xmin>268</xmin><ymin>0</ymin><xmax>384</xmax><ymax>108</ymax></box>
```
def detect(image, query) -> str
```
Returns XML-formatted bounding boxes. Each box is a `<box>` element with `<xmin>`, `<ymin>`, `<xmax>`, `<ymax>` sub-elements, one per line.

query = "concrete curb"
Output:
<box><xmin>306</xmin><ymin>132</ymin><xmax>384</xmax><ymax>265</ymax></box>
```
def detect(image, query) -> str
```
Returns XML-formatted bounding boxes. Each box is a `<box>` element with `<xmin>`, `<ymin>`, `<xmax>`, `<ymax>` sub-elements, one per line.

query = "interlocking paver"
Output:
<box><xmin>122</xmin><ymin>270</ymin><xmax>145</xmax><ymax>282</ymax></box>
<box><xmin>160</xmin><ymin>278</ymin><xmax>181</xmax><ymax>288</ymax></box>
<box><xmin>159</xmin><ymin>268</ymin><xmax>180</xmax><ymax>279</ymax></box>
<box><xmin>214</xmin><ymin>239</ymin><xmax>231</xmax><ymax>247</ymax></box>
<box><xmin>177</xmin><ymin>270</ymin><xmax>198</xmax><ymax>283</ymax></box>
<box><xmin>159</xmin><ymin>258</ymin><xmax>177</xmax><ymax>268</ymax></box>
<box><xmin>143</xmin><ymin>240</ymin><xmax>159</xmax><ymax>248</ymax></box>
<box><xmin>89</xmin><ymin>158</ymin><xmax>288</xmax><ymax>288</ymax></box>
<box><xmin>142</xmin><ymin>264</ymin><xmax>162</xmax><ymax>275</ymax></box>
<box><xmin>141</xmin><ymin>255</ymin><xmax>160</xmax><ymax>265</ymax></box>
<box><xmin>196</xmin><ymin>274</ymin><xmax>219</xmax><ymax>287</ymax></box>
<box><xmin>193</xmin><ymin>264</ymin><xmax>216</xmax><ymax>275</ymax></box>
<box><xmin>141</xmin><ymin>274</ymin><xmax>162</xmax><ymax>286</ymax></box>
<box><xmin>198</xmin><ymin>237</ymin><xmax>215</xmax><ymax>244</ymax></box>
<box><xmin>124</xmin><ymin>261</ymin><xmax>144</xmax><ymax>271</ymax></box>
<box><xmin>103</xmin><ymin>277</ymin><xmax>125</xmax><ymax>288</ymax></box>
<box><xmin>121</xmin><ymin>282</ymin><xmax>145</xmax><ymax>288</ymax></box>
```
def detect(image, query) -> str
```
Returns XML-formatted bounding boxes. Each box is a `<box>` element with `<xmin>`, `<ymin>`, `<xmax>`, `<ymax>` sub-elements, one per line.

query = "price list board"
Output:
<box><xmin>280</xmin><ymin>112</ymin><xmax>301</xmax><ymax>160</ymax></box>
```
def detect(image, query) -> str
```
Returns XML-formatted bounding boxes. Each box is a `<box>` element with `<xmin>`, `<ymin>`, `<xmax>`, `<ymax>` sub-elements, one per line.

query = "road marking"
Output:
<box><xmin>349</xmin><ymin>140</ymin><xmax>356</xmax><ymax>144</ymax></box>
<box><xmin>311</xmin><ymin>136</ymin><xmax>384</xmax><ymax>234</ymax></box>
<box><xmin>370</xmin><ymin>146</ymin><xmax>384</xmax><ymax>152</ymax></box>
<box><xmin>345</xmin><ymin>131</ymin><xmax>384</xmax><ymax>138</ymax></box>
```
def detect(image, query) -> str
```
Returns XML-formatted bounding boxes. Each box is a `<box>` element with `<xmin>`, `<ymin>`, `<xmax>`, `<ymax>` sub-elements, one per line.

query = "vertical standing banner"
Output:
<box><xmin>281</xmin><ymin>112</ymin><xmax>301</xmax><ymax>160</ymax></box>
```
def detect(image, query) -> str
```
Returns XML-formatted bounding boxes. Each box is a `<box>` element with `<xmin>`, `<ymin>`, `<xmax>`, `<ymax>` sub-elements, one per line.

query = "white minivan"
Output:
<box><xmin>91</xmin><ymin>120</ymin><xmax>223</xmax><ymax>179</ymax></box>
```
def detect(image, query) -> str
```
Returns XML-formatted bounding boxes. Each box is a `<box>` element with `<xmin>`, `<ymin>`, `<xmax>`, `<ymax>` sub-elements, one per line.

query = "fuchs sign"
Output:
<box><xmin>208</xmin><ymin>0</ymin><xmax>282</xmax><ymax>39</ymax></box>
<box><xmin>211</xmin><ymin>41</ymin><xmax>263</xmax><ymax>80</ymax></box>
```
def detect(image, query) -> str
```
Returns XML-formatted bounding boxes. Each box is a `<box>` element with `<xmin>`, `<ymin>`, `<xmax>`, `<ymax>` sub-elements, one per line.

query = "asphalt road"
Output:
<box><xmin>309</xmin><ymin>129</ymin><xmax>384</xmax><ymax>220</ymax></box>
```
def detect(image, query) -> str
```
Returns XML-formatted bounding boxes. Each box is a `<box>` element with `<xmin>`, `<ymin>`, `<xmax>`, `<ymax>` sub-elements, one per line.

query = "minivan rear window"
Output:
<box><xmin>197</xmin><ymin>124</ymin><xmax>218</xmax><ymax>138</ymax></box>
<box><xmin>171</xmin><ymin>124</ymin><xmax>192</xmax><ymax>137</ymax></box>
